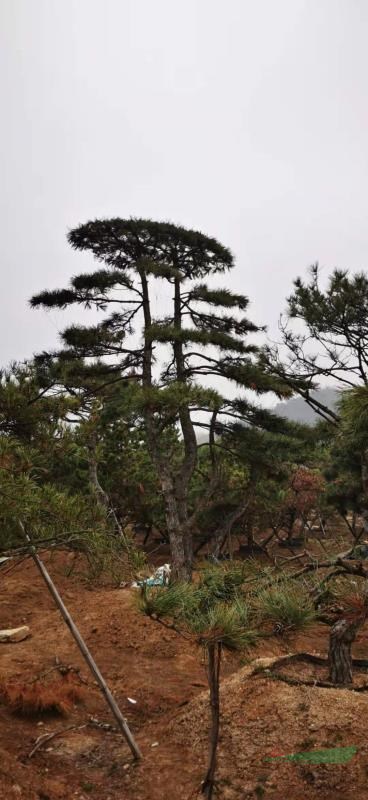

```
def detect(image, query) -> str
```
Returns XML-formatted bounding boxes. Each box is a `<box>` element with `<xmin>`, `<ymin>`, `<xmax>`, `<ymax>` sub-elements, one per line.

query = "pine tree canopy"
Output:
<box><xmin>67</xmin><ymin>218</ymin><xmax>233</xmax><ymax>277</ymax></box>
<box><xmin>289</xmin><ymin>266</ymin><xmax>368</xmax><ymax>338</ymax></box>
<box><xmin>30</xmin><ymin>217</ymin><xmax>288</xmax><ymax>410</ymax></box>
<box><xmin>262</xmin><ymin>264</ymin><xmax>368</xmax><ymax>425</ymax></box>
<box><xmin>285</xmin><ymin>265</ymin><xmax>368</xmax><ymax>387</ymax></box>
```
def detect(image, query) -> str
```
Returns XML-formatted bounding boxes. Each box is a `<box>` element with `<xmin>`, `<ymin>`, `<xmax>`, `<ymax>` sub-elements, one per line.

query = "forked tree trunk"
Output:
<box><xmin>141</xmin><ymin>270</ymin><xmax>195</xmax><ymax>582</ymax></box>
<box><xmin>202</xmin><ymin>642</ymin><xmax>221</xmax><ymax>800</ymax></box>
<box><xmin>328</xmin><ymin>618</ymin><xmax>362</xmax><ymax>685</ymax></box>
<box><xmin>212</xmin><ymin>502</ymin><xmax>250</xmax><ymax>558</ymax></box>
<box><xmin>171</xmin><ymin>274</ymin><xmax>197</xmax><ymax>580</ymax></box>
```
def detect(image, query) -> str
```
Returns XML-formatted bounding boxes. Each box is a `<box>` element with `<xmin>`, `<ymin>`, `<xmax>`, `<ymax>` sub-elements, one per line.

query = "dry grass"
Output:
<box><xmin>338</xmin><ymin>592</ymin><xmax>368</xmax><ymax>622</ymax></box>
<box><xmin>0</xmin><ymin>672</ymin><xmax>86</xmax><ymax>716</ymax></box>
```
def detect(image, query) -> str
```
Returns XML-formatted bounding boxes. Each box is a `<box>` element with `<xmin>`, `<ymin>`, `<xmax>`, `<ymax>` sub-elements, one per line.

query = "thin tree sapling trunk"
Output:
<box><xmin>87</xmin><ymin>438</ymin><xmax>126</xmax><ymax>538</ymax></box>
<box><xmin>88</xmin><ymin>452</ymin><xmax>109</xmax><ymax>508</ymax></box>
<box><xmin>202</xmin><ymin>642</ymin><xmax>222</xmax><ymax>799</ymax></box>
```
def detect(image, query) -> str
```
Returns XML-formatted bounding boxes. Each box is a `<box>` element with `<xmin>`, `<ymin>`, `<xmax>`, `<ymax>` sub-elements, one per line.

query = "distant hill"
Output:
<box><xmin>274</xmin><ymin>388</ymin><xmax>339</xmax><ymax>425</ymax></box>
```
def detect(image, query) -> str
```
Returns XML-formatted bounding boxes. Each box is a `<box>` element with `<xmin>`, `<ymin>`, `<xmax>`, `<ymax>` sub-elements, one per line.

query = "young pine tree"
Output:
<box><xmin>139</xmin><ymin>564</ymin><xmax>257</xmax><ymax>799</ymax></box>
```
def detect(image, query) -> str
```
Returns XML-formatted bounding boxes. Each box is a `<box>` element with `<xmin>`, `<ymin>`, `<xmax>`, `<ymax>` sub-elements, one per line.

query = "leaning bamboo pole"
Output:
<box><xmin>21</xmin><ymin>525</ymin><xmax>141</xmax><ymax>760</ymax></box>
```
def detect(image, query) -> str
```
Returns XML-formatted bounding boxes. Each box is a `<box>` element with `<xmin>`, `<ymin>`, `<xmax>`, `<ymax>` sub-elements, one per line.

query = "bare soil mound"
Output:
<box><xmin>163</xmin><ymin>660</ymin><xmax>368</xmax><ymax>799</ymax></box>
<box><xmin>1</xmin><ymin>554</ymin><xmax>368</xmax><ymax>799</ymax></box>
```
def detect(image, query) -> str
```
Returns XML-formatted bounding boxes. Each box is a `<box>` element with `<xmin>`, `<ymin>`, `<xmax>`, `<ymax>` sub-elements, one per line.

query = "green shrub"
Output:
<box><xmin>137</xmin><ymin>581</ymin><xmax>195</xmax><ymax>620</ymax></box>
<box><xmin>255</xmin><ymin>581</ymin><xmax>316</xmax><ymax>633</ymax></box>
<box><xmin>200</xmin><ymin>560</ymin><xmax>247</xmax><ymax>601</ymax></box>
<box><xmin>193</xmin><ymin>597</ymin><xmax>258</xmax><ymax>649</ymax></box>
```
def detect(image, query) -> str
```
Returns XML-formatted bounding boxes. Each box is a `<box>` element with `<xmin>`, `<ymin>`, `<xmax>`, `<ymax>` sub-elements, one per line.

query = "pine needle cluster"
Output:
<box><xmin>138</xmin><ymin>562</ymin><xmax>257</xmax><ymax>652</ymax></box>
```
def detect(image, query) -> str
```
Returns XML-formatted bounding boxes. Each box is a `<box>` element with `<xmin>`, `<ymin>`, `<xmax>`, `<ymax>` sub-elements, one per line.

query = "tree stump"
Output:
<box><xmin>328</xmin><ymin>618</ymin><xmax>361</xmax><ymax>685</ymax></box>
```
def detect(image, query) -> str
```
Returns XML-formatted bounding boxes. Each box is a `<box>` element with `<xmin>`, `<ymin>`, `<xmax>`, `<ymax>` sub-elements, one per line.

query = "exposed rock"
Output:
<box><xmin>0</xmin><ymin>626</ymin><xmax>30</xmax><ymax>643</ymax></box>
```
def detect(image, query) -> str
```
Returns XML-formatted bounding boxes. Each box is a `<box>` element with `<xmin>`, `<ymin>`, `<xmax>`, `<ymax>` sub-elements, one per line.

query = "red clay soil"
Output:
<box><xmin>1</xmin><ymin>553</ymin><xmax>368</xmax><ymax>800</ymax></box>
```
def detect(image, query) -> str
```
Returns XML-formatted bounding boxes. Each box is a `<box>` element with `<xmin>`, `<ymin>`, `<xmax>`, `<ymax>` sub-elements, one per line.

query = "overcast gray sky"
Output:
<box><xmin>1</xmin><ymin>0</ymin><xmax>368</xmax><ymax>364</ymax></box>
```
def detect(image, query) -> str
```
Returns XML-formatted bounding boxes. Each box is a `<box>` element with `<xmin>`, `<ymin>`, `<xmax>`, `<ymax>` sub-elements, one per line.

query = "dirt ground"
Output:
<box><xmin>1</xmin><ymin>553</ymin><xmax>368</xmax><ymax>800</ymax></box>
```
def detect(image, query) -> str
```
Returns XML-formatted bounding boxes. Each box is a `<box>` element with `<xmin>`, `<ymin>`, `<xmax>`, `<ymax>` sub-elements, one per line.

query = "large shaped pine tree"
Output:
<box><xmin>31</xmin><ymin>218</ymin><xmax>288</xmax><ymax>579</ymax></box>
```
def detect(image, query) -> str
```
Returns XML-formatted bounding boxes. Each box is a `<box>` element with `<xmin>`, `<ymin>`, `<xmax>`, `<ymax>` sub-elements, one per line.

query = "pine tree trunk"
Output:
<box><xmin>212</xmin><ymin>502</ymin><xmax>250</xmax><ymax>558</ymax></box>
<box><xmin>286</xmin><ymin>510</ymin><xmax>297</xmax><ymax>542</ymax></box>
<box><xmin>202</xmin><ymin>643</ymin><xmax>221</xmax><ymax>800</ymax></box>
<box><xmin>87</xmin><ymin>441</ymin><xmax>125</xmax><ymax>538</ymax></box>
<box><xmin>246</xmin><ymin>513</ymin><xmax>255</xmax><ymax>548</ymax></box>
<box><xmin>161</xmin><ymin>478</ymin><xmax>192</xmax><ymax>581</ymax></box>
<box><xmin>172</xmin><ymin>274</ymin><xmax>196</xmax><ymax>580</ymax></box>
<box><xmin>360</xmin><ymin>451</ymin><xmax>368</xmax><ymax>536</ymax></box>
<box><xmin>168</xmin><ymin>525</ymin><xmax>192</xmax><ymax>582</ymax></box>
<box><xmin>142</xmin><ymin>270</ymin><xmax>194</xmax><ymax>582</ymax></box>
<box><xmin>88</xmin><ymin>447</ymin><xmax>110</xmax><ymax>511</ymax></box>
<box><xmin>177</xmin><ymin>495</ymin><xmax>193</xmax><ymax>574</ymax></box>
<box><xmin>328</xmin><ymin>618</ymin><xmax>361</xmax><ymax>685</ymax></box>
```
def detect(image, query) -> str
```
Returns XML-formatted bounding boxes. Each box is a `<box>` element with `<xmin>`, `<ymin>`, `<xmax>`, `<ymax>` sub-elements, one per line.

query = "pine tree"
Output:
<box><xmin>139</xmin><ymin>564</ymin><xmax>257</xmax><ymax>798</ymax></box>
<box><xmin>263</xmin><ymin>264</ymin><xmax>368</xmax><ymax>423</ymax></box>
<box><xmin>263</xmin><ymin>265</ymin><xmax>368</xmax><ymax>537</ymax></box>
<box><xmin>31</xmin><ymin>218</ymin><xmax>289</xmax><ymax>580</ymax></box>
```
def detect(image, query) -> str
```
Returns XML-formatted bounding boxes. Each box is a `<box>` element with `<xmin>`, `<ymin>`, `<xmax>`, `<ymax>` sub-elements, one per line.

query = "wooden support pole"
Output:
<box><xmin>22</xmin><ymin>528</ymin><xmax>141</xmax><ymax>760</ymax></box>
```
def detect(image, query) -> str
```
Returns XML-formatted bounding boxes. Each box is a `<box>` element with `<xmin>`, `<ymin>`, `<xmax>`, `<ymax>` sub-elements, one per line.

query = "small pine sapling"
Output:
<box><xmin>138</xmin><ymin>564</ymin><xmax>257</xmax><ymax>799</ymax></box>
